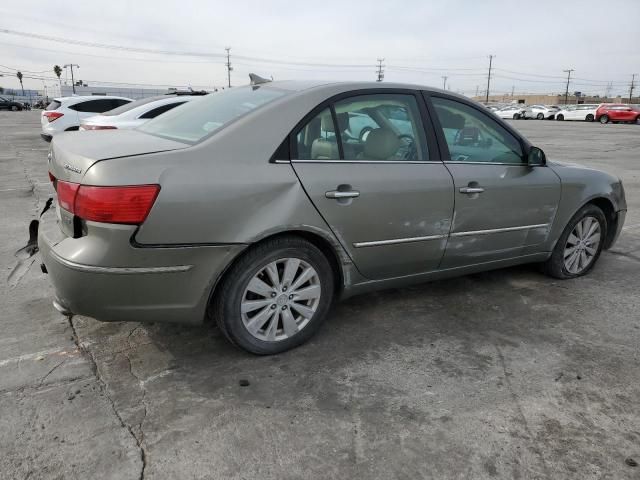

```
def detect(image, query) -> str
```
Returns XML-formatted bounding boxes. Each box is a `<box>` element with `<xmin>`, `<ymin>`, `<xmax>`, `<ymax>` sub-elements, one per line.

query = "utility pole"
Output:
<box><xmin>605</xmin><ymin>81</ymin><xmax>613</xmax><ymax>99</ymax></box>
<box><xmin>225</xmin><ymin>47</ymin><xmax>232</xmax><ymax>88</ymax></box>
<box><xmin>376</xmin><ymin>58</ymin><xmax>385</xmax><ymax>82</ymax></box>
<box><xmin>475</xmin><ymin>85</ymin><xmax>479</xmax><ymax>97</ymax></box>
<box><xmin>563</xmin><ymin>69</ymin><xmax>574</xmax><ymax>105</ymax></box>
<box><xmin>485</xmin><ymin>54</ymin><xmax>494</xmax><ymax>103</ymax></box>
<box><xmin>441</xmin><ymin>76</ymin><xmax>448</xmax><ymax>90</ymax></box>
<box><xmin>629</xmin><ymin>74</ymin><xmax>637</xmax><ymax>103</ymax></box>
<box><xmin>63</xmin><ymin>64</ymin><xmax>79</xmax><ymax>94</ymax></box>
<box><xmin>511</xmin><ymin>85</ymin><xmax>515</xmax><ymax>97</ymax></box>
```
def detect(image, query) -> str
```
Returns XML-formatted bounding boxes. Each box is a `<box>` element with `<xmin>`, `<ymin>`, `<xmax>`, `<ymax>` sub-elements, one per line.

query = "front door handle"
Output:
<box><xmin>325</xmin><ymin>190</ymin><xmax>360</xmax><ymax>199</ymax></box>
<box><xmin>459</xmin><ymin>187</ymin><xmax>485</xmax><ymax>194</ymax></box>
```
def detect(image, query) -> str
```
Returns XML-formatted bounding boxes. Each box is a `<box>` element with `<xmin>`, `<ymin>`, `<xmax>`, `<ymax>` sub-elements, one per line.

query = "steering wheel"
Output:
<box><xmin>397</xmin><ymin>134</ymin><xmax>417</xmax><ymax>160</ymax></box>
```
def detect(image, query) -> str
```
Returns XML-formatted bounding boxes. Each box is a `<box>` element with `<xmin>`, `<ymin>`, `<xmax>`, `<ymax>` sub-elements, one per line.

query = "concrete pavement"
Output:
<box><xmin>1</xmin><ymin>111</ymin><xmax>639</xmax><ymax>479</ymax></box>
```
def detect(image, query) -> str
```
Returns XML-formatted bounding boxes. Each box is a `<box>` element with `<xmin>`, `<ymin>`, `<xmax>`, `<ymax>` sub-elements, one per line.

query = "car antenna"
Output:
<box><xmin>249</xmin><ymin>73</ymin><xmax>271</xmax><ymax>86</ymax></box>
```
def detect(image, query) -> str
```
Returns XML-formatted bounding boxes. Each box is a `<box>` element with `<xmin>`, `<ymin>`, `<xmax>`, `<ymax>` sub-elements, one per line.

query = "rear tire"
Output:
<box><xmin>585</xmin><ymin>114</ymin><xmax>594</xmax><ymax>122</ymax></box>
<box><xmin>212</xmin><ymin>236</ymin><xmax>335</xmax><ymax>355</ymax></box>
<box><xmin>536</xmin><ymin>113</ymin><xmax>544</xmax><ymax>120</ymax></box>
<box><xmin>599</xmin><ymin>115</ymin><xmax>609</xmax><ymax>124</ymax></box>
<box><xmin>556</xmin><ymin>114</ymin><xmax>564</xmax><ymax>121</ymax></box>
<box><xmin>542</xmin><ymin>204</ymin><xmax>607</xmax><ymax>279</ymax></box>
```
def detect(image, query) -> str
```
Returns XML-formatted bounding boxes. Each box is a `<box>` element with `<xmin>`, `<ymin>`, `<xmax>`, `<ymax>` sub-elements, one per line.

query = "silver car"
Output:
<box><xmin>38</xmin><ymin>80</ymin><xmax>627</xmax><ymax>354</ymax></box>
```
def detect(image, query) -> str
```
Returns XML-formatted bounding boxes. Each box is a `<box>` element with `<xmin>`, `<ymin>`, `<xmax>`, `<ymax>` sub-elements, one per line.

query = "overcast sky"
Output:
<box><xmin>1</xmin><ymin>0</ymin><xmax>639</xmax><ymax>96</ymax></box>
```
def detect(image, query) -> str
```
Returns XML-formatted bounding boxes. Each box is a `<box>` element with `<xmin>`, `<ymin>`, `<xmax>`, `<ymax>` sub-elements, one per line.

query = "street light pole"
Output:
<box><xmin>63</xmin><ymin>64</ymin><xmax>80</xmax><ymax>94</ymax></box>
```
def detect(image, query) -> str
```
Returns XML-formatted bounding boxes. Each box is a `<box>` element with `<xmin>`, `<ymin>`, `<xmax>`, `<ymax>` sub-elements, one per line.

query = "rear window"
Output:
<box><xmin>139</xmin><ymin>102</ymin><xmax>186</xmax><ymax>119</ymax></box>
<box><xmin>46</xmin><ymin>100</ymin><xmax>61</xmax><ymax>111</ymax></box>
<box><xmin>138</xmin><ymin>86</ymin><xmax>286</xmax><ymax>144</ymax></box>
<box><xmin>70</xmin><ymin>98</ymin><xmax>131</xmax><ymax>113</ymax></box>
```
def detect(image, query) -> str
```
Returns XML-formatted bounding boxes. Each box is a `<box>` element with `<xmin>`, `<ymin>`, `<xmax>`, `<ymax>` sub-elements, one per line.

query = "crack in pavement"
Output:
<box><xmin>37</xmin><ymin>359</ymin><xmax>67</xmax><ymax>387</ymax></box>
<box><xmin>67</xmin><ymin>316</ymin><xmax>147</xmax><ymax>480</ymax></box>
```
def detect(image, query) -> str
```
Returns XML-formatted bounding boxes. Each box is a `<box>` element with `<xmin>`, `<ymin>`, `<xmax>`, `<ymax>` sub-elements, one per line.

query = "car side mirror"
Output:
<box><xmin>527</xmin><ymin>146</ymin><xmax>546</xmax><ymax>166</ymax></box>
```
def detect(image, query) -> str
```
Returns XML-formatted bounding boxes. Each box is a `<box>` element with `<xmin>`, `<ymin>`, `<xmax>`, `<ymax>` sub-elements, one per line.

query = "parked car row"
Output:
<box><xmin>40</xmin><ymin>91</ymin><xmax>208</xmax><ymax>141</ymax></box>
<box><xmin>33</xmin><ymin>77</ymin><xmax>627</xmax><ymax>354</ymax></box>
<box><xmin>487</xmin><ymin>102</ymin><xmax>640</xmax><ymax>124</ymax></box>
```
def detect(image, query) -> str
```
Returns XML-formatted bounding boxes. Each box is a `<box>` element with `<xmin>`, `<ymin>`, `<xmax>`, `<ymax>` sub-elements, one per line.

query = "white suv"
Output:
<box><xmin>41</xmin><ymin>96</ymin><xmax>132</xmax><ymax>141</ymax></box>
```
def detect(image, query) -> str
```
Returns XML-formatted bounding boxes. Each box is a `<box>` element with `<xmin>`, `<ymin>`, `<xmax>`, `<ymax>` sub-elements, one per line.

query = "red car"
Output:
<box><xmin>595</xmin><ymin>104</ymin><xmax>640</xmax><ymax>124</ymax></box>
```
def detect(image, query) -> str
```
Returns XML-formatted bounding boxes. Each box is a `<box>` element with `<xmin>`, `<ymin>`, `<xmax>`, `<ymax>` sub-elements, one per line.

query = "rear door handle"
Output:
<box><xmin>459</xmin><ymin>187</ymin><xmax>485</xmax><ymax>194</ymax></box>
<box><xmin>325</xmin><ymin>190</ymin><xmax>360</xmax><ymax>199</ymax></box>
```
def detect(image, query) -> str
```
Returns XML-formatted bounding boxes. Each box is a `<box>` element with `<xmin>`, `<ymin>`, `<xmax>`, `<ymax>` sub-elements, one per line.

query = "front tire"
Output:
<box><xmin>543</xmin><ymin>204</ymin><xmax>606</xmax><ymax>279</ymax></box>
<box><xmin>556</xmin><ymin>114</ymin><xmax>564</xmax><ymax>121</ymax></box>
<box><xmin>536</xmin><ymin>113</ymin><xmax>544</xmax><ymax>120</ymax></box>
<box><xmin>599</xmin><ymin>115</ymin><xmax>609</xmax><ymax>124</ymax></box>
<box><xmin>585</xmin><ymin>114</ymin><xmax>594</xmax><ymax>122</ymax></box>
<box><xmin>212</xmin><ymin>236</ymin><xmax>335</xmax><ymax>354</ymax></box>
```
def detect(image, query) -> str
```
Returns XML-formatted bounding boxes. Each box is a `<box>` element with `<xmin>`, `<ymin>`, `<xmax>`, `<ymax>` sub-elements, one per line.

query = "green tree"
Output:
<box><xmin>53</xmin><ymin>65</ymin><xmax>62</xmax><ymax>91</ymax></box>
<box><xmin>16</xmin><ymin>71</ymin><xmax>24</xmax><ymax>95</ymax></box>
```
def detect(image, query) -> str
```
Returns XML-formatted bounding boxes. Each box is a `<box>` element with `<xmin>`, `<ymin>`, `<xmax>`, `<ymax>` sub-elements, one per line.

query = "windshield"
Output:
<box><xmin>138</xmin><ymin>86</ymin><xmax>286</xmax><ymax>143</ymax></box>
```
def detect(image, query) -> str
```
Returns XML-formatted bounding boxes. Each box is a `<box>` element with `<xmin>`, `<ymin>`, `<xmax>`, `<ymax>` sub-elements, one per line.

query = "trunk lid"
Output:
<box><xmin>49</xmin><ymin>129</ymin><xmax>189</xmax><ymax>183</ymax></box>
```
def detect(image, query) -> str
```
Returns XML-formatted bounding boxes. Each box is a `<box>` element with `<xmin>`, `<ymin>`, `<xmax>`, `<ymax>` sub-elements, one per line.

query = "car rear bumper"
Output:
<box><xmin>38</xmin><ymin>203</ymin><xmax>246</xmax><ymax>324</ymax></box>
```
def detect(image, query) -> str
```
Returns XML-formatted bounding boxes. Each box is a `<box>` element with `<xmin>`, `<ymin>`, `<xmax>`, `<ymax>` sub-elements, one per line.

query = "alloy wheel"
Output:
<box><xmin>563</xmin><ymin>216</ymin><xmax>601</xmax><ymax>274</ymax></box>
<box><xmin>241</xmin><ymin>258</ymin><xmax>321</xmax><ymax>342</ymax></box>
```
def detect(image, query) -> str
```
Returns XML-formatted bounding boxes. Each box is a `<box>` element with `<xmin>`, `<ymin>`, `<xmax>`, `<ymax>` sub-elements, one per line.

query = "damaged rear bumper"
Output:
<box><xmin>37</xmin><ymin>203</ymin><xmax>246</xmax><ymax>325</ymax></box>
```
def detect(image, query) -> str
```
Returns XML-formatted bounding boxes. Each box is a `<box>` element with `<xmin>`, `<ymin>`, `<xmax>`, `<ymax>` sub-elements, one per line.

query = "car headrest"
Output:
<box><xmin>320</xmin><ymin>113</ymin><xmax>335</xmax><ymax>133</ymax></box>
<box><xmin>310</xmin><ymin>138</ymin><xmax>338</xmax><ymax>160</ymax></box>
<box><xmin>320</xmin><ymin>112</ymin><xmax>349</xmax><ymax>133</ymax></box>
<box><xmin>363</xmin><ymin>128</ymin><xmax>400</xmax><ymax>160</ymax></box>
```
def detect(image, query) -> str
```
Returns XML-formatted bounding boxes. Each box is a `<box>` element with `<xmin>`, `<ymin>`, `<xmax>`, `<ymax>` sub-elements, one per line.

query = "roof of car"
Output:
<box><xmin>258</xmin><ymin>79</ymin><xmax>475</xmax><ymax>105</ymax></box>
<box><xmin>54</xmin><ymin>95</ymin><xmax>133</xmax><ymax>103</ymax></box>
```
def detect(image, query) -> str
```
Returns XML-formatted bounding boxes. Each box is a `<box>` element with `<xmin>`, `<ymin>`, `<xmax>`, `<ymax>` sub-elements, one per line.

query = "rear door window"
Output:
<box><xmin>333</xmin><ymin>94</ymin><xmax>428</xmax><ymax>161</ymax></box>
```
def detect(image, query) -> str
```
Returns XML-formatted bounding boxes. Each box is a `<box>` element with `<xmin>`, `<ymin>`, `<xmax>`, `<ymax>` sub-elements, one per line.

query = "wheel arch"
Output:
<box><xmin>586</xmin><ymin>197</ymin><xmax>618</xmax><ymax>249</ymax></box>
<box><xmin>205</xmin><ymin>228</ymin><xmax>349</xmax><ymax>322</ymax></box>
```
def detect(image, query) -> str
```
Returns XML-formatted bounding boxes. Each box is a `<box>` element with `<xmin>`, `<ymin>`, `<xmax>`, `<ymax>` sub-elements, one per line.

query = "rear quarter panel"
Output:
<box><xmin>83</xmin><ymin>86</ymin><xmax>357</xmax><ymax>263</ymax></box>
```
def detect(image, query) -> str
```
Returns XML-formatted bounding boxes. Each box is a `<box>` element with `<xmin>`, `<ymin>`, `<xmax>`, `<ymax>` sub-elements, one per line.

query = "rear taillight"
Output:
<box><xmin>56</xmin><ymin>180</ymin><xmax>79</xmax><ymax>212</ymax></box>
<box><xmin>43</xmin><ymin>111</ymin><xmax>64</xmax><ymax>122</ymax></box>
<box><xmin>81</xmin><ymin>124</ymin><xmax>117</xmax><ymax>130</ymax></box>
<box><xmin>54</xmin><ymin>180</ymin><xmax>160</xmax><ymax>225</ymax></box>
